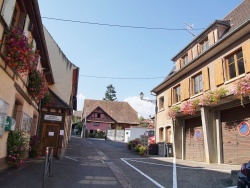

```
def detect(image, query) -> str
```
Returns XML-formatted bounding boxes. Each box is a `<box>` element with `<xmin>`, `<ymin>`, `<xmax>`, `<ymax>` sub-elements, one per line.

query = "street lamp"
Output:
<box><xmin>139</xmin><ymin>92</ymin><xmax>156</xmax><ymax>103</ymax></box>
<box><xmin>81</xmin><ymin>105</ymin><xmax>89</xmax><ymax>138</ymax></box>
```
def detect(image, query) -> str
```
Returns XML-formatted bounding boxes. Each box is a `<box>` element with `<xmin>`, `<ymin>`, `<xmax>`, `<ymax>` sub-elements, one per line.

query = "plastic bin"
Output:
<box><xmin>165</xmin><ymin>143</ymin><xmax>173</xmax><ymax>157</ymax></box>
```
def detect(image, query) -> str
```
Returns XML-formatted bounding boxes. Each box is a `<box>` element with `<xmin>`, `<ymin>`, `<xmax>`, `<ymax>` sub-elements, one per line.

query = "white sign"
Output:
<box><xmin>48</xmin><ymin>132</ymin><xmax>54</xmax><ymax>136</ymax></box>
<box><xmin>44</xmin><ymin>115</ymin><xmax>62</xmax><ymax>122</ymax></box>
<box><xmin>60</xmin><ymin>130</ymin><xmax>64</xmax><ymax>135</ymax></box>
<box><xmin>0</xmin><ymin>99</ymin><xmax>9</xmax><ymax>138</ymax></box>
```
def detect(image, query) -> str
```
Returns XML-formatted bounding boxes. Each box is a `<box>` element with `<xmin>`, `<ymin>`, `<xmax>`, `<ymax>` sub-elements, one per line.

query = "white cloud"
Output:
<box><xmin>124</xmin><ymin>96</ymin><xmax>155</xmax><ymax>118</ymax></box>
<box><xmin>77</xmin><ymin>93</ymin><xmax>86</xmax><ymax>111</ymax></box>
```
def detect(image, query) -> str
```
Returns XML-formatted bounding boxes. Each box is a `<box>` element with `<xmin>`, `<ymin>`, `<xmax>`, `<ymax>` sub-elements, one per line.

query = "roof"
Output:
<box><xmin>26</xmin><ymin>0</ymin><xmax>54</xmax><ymax>84</ymax></box>
<box><xmin>42</xmin><ymin>89</ymin><xmax>72</xmax><ymax>115</ymax></box>
<box><xmin>73</xmin><ymin>111</ymin><xmax>82</xmax><ymax>117</ymax></box>
<box><xmin>223</xmin><ymin>0</ymin><xmax>250</xmax><ymax>32</ymax></box>
<box><xmin>152</xmin><ymin>0</ymin><xmax>250</xmax><ymax>94</ymax></box>
<box><xmin>83</xmin><ymin>99</ymin><xmax>139</xmax><ymax>125</ymax></box>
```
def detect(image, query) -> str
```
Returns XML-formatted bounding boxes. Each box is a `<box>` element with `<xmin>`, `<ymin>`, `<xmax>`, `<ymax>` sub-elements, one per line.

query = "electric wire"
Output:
<box><xmin>42</xmin><ymin>16</ymin><xmax>205</xmax><ymax>31</ymax></box>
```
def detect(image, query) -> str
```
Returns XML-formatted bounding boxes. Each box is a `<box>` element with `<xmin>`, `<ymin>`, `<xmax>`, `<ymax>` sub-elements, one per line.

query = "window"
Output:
<box><xmin>192</xmin><ymin>73</ymin><xmax>203</xmax><ymax>95</ymax></box>
<box><xmin>97</xmin><ymin>113</ymin><xmax>101</xmax><ymax>118</ymax></box>
<box><xmin>10</xmin><ymin>2</ymin><xmax>25</xmax><ymax>30</ymax></box>
<box><xmin>173</xmin><ymin>85</ymin><xmax>181</xmax><ymax>103</ymax></box>
<box><xmin>159</xmin><ymin>96</ymin><xmax>164</xmax><ymax>110</ymax></box>
<box><xmin>180</xmin><ymin>54</ymin><xmax>188</xmax><ymax>68</ymax></box>
<box><xmin>93</xmin><ymin>122</ymin><xmax>100</xmax><ymax>126</ymax></box>
<box><xmin>11</xmin><ymin>4</ymin><xmax>21</xmax><ymax>27</ymax></box>
<box><xmin>199</xmin><ymin>38</ymin><xmax>209</xmax><ymax>54</ymax></box>
<box><xmin>226</xmin><ymin>50</ymin><xmax>245</xmax><ymax>80</ymax></box>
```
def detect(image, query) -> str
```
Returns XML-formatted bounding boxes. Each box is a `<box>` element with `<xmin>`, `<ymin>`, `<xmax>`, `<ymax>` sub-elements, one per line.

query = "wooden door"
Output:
<box><xmin>185</xmin><ymin>116</ymin><xmax>204</xmax><ymax>162</ymax></box>
<box><xmin>221</xmin><ymin>104</ymin><xmax>250</xmax><ymax>164</ymax></box>
<box><xmin>42</xmin><ymin>123</ymin><xmax>60</xmax><ymax>156</ymax></box>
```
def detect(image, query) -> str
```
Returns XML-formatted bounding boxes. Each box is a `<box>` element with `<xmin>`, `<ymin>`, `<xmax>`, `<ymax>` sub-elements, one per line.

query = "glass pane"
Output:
<box><xmin>238</xmin><ymin>59</ymin><xmax>245</xmax><ymax>75</ymax></box>
<box><xmin>228</xmin><ymin>56</ymin><xmax>234</xmax><ymax>64</ymax></box>
<box><xmin>236</xmin><ymin>51</ymin><xmax>243</xmax><ymax>59</ymax></box>
<box><xmin>229</xmin><ymin>63</ymin><xmax>236</xmax><ymax>78</ymax></box>
<box><xmin>199</xmin><ymin>75</ymin><xmax>203</xmax><ymax>92</ymax></box>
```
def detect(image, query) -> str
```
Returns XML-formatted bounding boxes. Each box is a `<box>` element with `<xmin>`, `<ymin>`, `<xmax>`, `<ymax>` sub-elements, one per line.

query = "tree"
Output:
<box><xmin>103</xmin><ymin>84</ymin><xmax>117</xmax><ymax>101</ymax></box>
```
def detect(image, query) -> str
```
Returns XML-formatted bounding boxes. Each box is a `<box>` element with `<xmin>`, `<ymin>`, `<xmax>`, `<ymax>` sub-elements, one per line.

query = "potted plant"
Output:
<box><xmin>167</xmin><ymin>105</ymin><xmax>180</xmax><ymax>120</ymax></box>
<box><xmin>181</xmin><ymin>99</ymin><xmax>199</xmax><ymax>115</ymax></box>
<box><xmin>28</xmin><ymin>70</ymin><xmax>48</xmax><ymax>103</ymax></box>
<box><xmin>6</xmin><ymin>130</ymin><xmax>30</xmax><ymax>168</ymax></box>
<box><xmin>29</xmin><ymin>135</ymin><xmax>42</xmax><ymax>158</ymax></box>
<box><xmin>199</xmin><ymin>87</ymin><xmax>228</xmax><ymax>106</ymax></box>
<box><xmin>3</xmin><ymin>26</ymin><xmax>39</xmax><ymax>74</ymax></box>
<box><xmin>232</xmin><ymin>77</ymin><xmax>250</xmax><ymax>106</ymax></box>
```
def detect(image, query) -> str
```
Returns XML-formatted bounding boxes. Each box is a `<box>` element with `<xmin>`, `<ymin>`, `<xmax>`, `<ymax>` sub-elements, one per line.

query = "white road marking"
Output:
<box><xmin>121</xmin><ymin>158</ymin><xmax>165</xmax><ymax>188</ymax></box>
<box><xmin>64</xmin><ymin>156</ymin><xmax>78</xmax><ymax>161</ymax></box>
<box><xmin>124</xmin><ymin>158</ymin><xmax>232</xmax><ymax>172</ymax></box>
<box><xmin>173</xmin><ymin>157</ymin><xmax>177</xmax><ymax>188</ymax></box>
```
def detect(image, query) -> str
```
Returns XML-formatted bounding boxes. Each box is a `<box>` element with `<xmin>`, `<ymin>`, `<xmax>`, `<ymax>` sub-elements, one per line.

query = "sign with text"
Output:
<box><xmin>44</xmin><ymin>115</ymin><xmax>62</xmax><ymax>122</ymax></box>
<box><xmin>0</xmin><ymin>98</ymin><xmax>9</xmax><ymax>138</ymax></box>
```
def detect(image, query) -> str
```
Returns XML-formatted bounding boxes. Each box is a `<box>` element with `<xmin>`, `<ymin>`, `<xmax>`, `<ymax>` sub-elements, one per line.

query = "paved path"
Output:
<box><xmin>0</xmin><ymin>136</ymin><xmax>129</xmax><ymax>188</ymax></box>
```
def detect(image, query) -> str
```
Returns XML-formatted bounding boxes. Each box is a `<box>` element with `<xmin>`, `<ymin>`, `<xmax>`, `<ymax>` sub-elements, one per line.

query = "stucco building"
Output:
<box><xmin>0</xmin><ymin>0</ymin><xmax>79</xmax><ymax>168</ymax></box>
<box><xmin>0</xmin><ymin>0</ymin><xmax>53</xmax><ymax>168</ymax></box>
<box><xmin>152</xmin><ymin>0</ymin><xmax>250</xmax><ymax>165</ymax></box>
<box><xmin>82</xmin><ymin>99</ymin><xmax>139</xmax><ymax>135</ymax></box>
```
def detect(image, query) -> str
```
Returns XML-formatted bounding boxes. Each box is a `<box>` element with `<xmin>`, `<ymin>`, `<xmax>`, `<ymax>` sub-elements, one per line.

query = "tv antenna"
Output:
<box><xmin>184</xmin><ymin>22</ymin><xmax>195</xmax><ymax>37</ymax></box>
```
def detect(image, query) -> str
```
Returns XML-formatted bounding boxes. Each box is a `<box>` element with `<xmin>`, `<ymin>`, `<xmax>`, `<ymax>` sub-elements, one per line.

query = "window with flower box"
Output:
<box><xmin>225</xmin><ymin>49</ymin><xmax>245</xmax><ymax>80</ymax></box>
<box><xmin>173</xmin><ymin>85</ymin><xmax>181</xmax><ymax>103</ymax></box>
<box><xmin>192</xmin><ymin>73</ymin><xmax>203</xmax><ymax>95</ymax></box>
<box><xmin>10</xmin><ymin>2</ymin><xmax>26</xmax><ymax>30</ymax></box>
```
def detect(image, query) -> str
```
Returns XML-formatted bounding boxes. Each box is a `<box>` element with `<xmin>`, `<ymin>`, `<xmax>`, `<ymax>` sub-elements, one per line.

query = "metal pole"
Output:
<box><xmin>84</xmin><ymin>110</ymin><xmax>86</xmax><ymax>138</ymax></box>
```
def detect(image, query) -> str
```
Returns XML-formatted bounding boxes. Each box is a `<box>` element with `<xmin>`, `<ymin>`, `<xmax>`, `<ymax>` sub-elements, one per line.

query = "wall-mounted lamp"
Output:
<box><xmin>139</xmin><ymin>92</ymin><xmax>156</xmax><ymax>103</ymax></box>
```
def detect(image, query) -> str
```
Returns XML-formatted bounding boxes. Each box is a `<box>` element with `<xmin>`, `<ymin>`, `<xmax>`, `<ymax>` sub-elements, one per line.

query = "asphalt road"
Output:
<box><xmin>0</xmin><ymin>136</ymin><xmax>240</xmax><ymax>188</ymax></box>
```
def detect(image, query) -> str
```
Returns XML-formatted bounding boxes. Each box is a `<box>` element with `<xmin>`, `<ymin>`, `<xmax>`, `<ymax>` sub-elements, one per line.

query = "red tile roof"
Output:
<box><xmin>83</xmin><ymin>99</ymin><xmax>139</xmax><ymax>125</ymax></box>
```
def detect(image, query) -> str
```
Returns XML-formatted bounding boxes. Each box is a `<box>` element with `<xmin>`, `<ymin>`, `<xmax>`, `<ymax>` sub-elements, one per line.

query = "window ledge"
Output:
<box><xmin>190</xmin><ymin>92</ymin><xmax>203</xmax><ymax>99</ymax></box>
<box><xmin>172</xmin><ymin>102</ymin><xmax>181</xmax><ymax>106</ymax></box>
<box><xmin>158</xmin><ymin>108</ymin><xmax>165</xmax><ymax>113</ymax></box>
<box><xmin>224</xmin><ymin>74</ymin><xmax>245</xmax><ymax>85</ymax></box>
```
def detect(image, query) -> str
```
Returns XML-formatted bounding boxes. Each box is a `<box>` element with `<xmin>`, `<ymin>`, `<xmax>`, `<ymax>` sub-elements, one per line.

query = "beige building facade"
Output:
<box><xmin>152</xmin><ymin>0</ymin><xmax>250</xmax><ymax>165</ymax></box>
<box><xmin>0</xmin><ymin>0</ymin><xmax>54</xmax><ymax>168</ymax></box>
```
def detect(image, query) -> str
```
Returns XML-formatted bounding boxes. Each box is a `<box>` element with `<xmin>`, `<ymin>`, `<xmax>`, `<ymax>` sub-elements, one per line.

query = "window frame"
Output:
<box><xmin>159</xmin><ymin>96</ymin><xmax>164</xmax><ymax>110</ymax></box>
<box><xmin>199</xmin><ymin>37</ymin><xmax>209</xmax><ymax>54</ymax></box>
<box><xmin>192</xmin><ymin>72</ymin><xmax>203</xmax><ymax>95</ymax></box>
<box><xmin>173</xmin><ymin>85</ymin><xmax>181</xmax><ymax>103</ymax></box>
<box><xmin>225</xmin><ymin>49</ymin><xmax>245</xmax><ymax>80</ymax></box>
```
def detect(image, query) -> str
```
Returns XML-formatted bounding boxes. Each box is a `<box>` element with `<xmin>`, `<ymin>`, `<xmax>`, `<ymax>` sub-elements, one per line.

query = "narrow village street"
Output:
<box><xmin>0</xmin><ymin>136</ymin><xmax>240</xmax><ymax>188</ymax></box>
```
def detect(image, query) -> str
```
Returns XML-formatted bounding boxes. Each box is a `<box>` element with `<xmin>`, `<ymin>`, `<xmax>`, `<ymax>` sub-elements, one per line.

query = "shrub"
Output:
<box><xmin>7</xmin><ymin>130</ymin><xmax>30</xmax><ymax>167</ymax></box>
<box><xmin>29</xmin><ymin>135</ymin><xmax>42</xmax><ymax>158</ymax></box>
<box><xmin>127</xmin><ymin>140</ymin><xmax>133</xmax><ymax>150</ymax></box>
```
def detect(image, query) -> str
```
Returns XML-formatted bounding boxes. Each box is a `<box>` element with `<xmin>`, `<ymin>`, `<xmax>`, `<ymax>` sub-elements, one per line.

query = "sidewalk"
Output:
<box><xmin>0</xmin><ymin>136</ymin><xmax>124</xmax><ymax>188</ymax></box>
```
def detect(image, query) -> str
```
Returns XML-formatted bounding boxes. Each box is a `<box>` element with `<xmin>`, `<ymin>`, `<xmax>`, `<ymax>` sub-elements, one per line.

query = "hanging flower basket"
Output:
<box><xmin>167</xmin><ymin>105</ymin><xmax>180</xmax><ymax>120</ymax></box>
<box><xmin>41</xmin><ymin>92</ymin><xmax>55</xmax><ymax>107</ymax></box>
<box><xmin>28</xmin><ymin>70</ymin><xmax>48</xmax><ymax>103</ymax></box>
<box><xmin>2</xmin><ymin>26</ymin><xmax>39</xmax><ymax>74</ymax></box>
<box><xmin>232</xmin><ymin>77</ymin><xmax>250</xmax><ymax>106</ymax></box>
<box><xmin>199</xmin><ymin>87</ymin><xmax>228</xmax><ymax>106</ymax></box>
<box><xmin>181</xmin><ymin>99</ymin><xmax>199</xmax><ymax>115</ymax></box>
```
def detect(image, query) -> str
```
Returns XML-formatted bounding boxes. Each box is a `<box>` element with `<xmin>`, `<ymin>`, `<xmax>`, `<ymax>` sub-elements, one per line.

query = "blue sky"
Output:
<box><xmin>38</xmin><ymin>0</ymin><xmax>243</xmax><ymax>118</ymax></box>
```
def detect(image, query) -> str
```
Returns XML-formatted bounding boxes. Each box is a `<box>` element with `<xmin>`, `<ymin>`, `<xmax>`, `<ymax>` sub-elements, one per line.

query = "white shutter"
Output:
<box><xmin>23</xmin><ymin>15</ymin><xmax>30</xmax><ymax>37</ymax></box>
<box><xmin>1</xmin><ymin>0</ymin><xmax>16</xmax><ymax>27</ymax></box>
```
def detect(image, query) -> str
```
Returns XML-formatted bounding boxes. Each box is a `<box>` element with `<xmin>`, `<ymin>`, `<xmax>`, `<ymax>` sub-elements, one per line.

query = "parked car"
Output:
<box><xmin>238</xmin><ymin>162</ymin><xmax>250</xmax><ymax>188</ymax></box>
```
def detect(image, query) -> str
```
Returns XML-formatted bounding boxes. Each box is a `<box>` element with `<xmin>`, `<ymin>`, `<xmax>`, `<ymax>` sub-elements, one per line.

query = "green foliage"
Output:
<box><xmin>29</xmin><ymin>135</ymin><xmax>42</xmax><ymax>158</ymax></box>
<box><xmin>7</xmin><ymin>130</ymin><xmax>30</xmax><ymax>167</ymax></box>
<box><xmin>127</xmin><ymin>138</ymin><xmax>148</xmax><ymax>156</ymax></box>
<box><xmin>103</xmin><ymin>84</ymin><xmax>117</xmax><ymax>101</ymax></box>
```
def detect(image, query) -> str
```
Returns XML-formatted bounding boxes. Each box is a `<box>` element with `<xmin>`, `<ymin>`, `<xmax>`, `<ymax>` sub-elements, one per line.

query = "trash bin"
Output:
<box><xmin>165</xmin><ymin>143</ymin><xmax>173</xmax><ymax>157</ymax></box>
<box><xmin>148</xmin><ymin>144</ymin><xmax>158</xmax><ymax>155</ymax></box>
